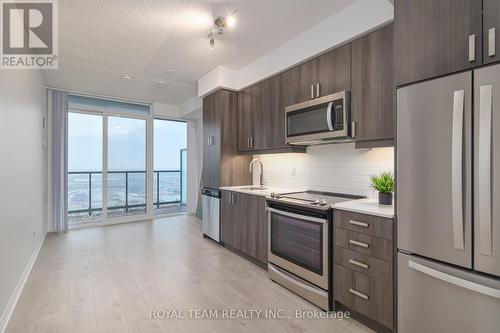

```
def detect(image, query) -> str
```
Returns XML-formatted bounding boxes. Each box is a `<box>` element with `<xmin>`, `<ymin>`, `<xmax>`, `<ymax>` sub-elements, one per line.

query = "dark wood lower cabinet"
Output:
<box><xmin>333</xmin><ymin>209</ymin><xmax>394</xmax><ymax>331</ymax></box>
<box><xmin>220</xmin><ymin>191</ymin><xmax>268</xmax><ymax>265</ymax></box>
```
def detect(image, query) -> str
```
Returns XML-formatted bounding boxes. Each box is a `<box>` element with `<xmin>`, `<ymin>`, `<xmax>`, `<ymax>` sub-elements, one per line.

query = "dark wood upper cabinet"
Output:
<box><xmin>313</xmin><ymin>44</ymin><xmax>351</xmax><ymax>97</ymax></box>
<box><xmin>394</xmin><ymin>0</ymin><xmax>482</xmax><ymax>86</ymax></box>
<box><xmin>261</xmin><ymin>75</ymin><xmax>286</xmax><ymax>149</ymax></box>
<box><xmin>237</xmin><ymin>86</ymin><xmax>253</xmax><ymax>152</ymax></box>
<box><xmin>484</xmin><ymin>0</ymin><xmax>500</xmax><ymax>65</ymax></box>
<box><xmin>282</xmin><ymin>45</ymin><xmax>351</xmax><ymax>106</ymax></box>
<box><xmin>281</xmin><ymin>59</ymin><xmax>315</xmax><ymax>106</ymax></box>
<box><xmin>237</xmin><ymin>75</ymin><xmax>304</xmax><ymax>153</ymax></box>
<box><xmin>351</xmin><ymin>24</ymin><xmax>394</xmax><ymax>146</ymax></box>
<box><xmin>202</xmin><ymin>90</ymin><xmax>252</xmax><ymax>189</ymax></box>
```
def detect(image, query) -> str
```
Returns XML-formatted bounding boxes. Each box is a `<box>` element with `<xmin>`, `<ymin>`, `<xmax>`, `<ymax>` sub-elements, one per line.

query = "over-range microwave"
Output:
<box><xmin>285</xmin><ymin>91</ymin><xmax>351</xmax><ymax>145</ymax></box>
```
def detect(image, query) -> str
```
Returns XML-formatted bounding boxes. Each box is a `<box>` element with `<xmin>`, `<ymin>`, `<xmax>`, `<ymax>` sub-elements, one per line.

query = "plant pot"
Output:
<box><xmin>378</xmin><ymin>192</ymin><xmax>393</xmax><ymax>205</ymax></box>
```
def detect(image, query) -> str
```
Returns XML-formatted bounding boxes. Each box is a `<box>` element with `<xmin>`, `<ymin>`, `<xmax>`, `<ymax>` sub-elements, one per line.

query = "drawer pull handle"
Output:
<box><xmin>349</xmin><ymin>288</ymin><xmax>369</xmax><ymax>300</ymax></box>
<box><xmin>349</xmin><ymin>220</ymin><xmax>368</xmax><ymax>228</ymax></box>
<box><xmin>349</xmin><ymin>239</ymin><xmax>369</xmax><ymax>248</ymax></box>
<box><xmin>349</xmin><ymin>259</ymin><xmax>369</xmax><ymax>269</ymax></box>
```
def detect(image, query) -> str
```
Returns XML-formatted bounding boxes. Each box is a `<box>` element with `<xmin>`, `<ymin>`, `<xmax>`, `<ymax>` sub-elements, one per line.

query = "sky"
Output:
<box><xmin>68</xmin><ymin>113</ymin><xmax>187</xmax><ymax>172</ymax></box>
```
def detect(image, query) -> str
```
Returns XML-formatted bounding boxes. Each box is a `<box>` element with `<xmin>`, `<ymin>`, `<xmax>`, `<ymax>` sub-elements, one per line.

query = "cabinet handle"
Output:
<box><xmin>489</xmin><ymin>28</ymin><xmax>496</xmax><ymax>57</ymax></box>
<box><xmin>349</xmin><ymin>219</ymin><xmax>368</xmax><ymax>228</ymax></box>
<box><xmin>316</xmin><ymin>83</ymin><xmax>320</xmax><ymax>98</ymax></box>
<box><xmin>349</xmin><ymin>288</ymin><xmax>369</xmax><ymax>300</ymax></box>
<box><xmin>208</xmin><ymin>136</ymin><xmax>212</xmax><ymax>146</ymax></box>
<box><xmin>469</xmin><ymin>34</ymin><xmax>476</xmax><ymax>62</ymax></box>
<box><xmin>247</xmin><ymin>137</ymin><xmax>250</xmax><ymax>148</ymax></box>
<box><xmin>349</xmin><ymin>259</ymin><xmax>369</xmax><ymax>269</ymax></box>
<box><xmin>250</xmin><ymin>137</ymin><xmax>253</xmax><ymax>148</ymax></box>
<box><xmin>351</xmin><ymin>121</ymin><xmax>356</xmax><ymax>138</ymax></box>
<box><xmin>349</xmin><ymin>239</ymin><xmax>369</xmax><ymax>248</ymax></box>
<box><xmin>311</xmin><ymin>84</ymin><xmax>314</xmax><ymax>99</ymax></box>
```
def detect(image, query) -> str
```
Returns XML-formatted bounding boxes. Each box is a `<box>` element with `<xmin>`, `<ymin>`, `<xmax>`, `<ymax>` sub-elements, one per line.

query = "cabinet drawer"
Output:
<box><xmin>333</xmin><ymin>209</ymin><xmax>393</xmax><ymax>240</ymax></box>
<box><xmin>334</xmin><ymin>228</ymin><xmax>393</xmax><ymax>262</ymax></box>
<box><xmin>334</xmin><ymin>246</ymin><xmax>392</xmax><ymax>284</ymax></box>
<box><xmin>334</xmin><ymin>264</ymin><xmax>393</xmax><ymax>329</ymax></box>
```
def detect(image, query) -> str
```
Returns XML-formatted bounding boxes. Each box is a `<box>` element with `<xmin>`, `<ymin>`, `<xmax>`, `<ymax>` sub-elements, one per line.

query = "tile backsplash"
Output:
<box><xmin>253</xmin><ymin>142</ymin><xmax>394</xmax><ymax>198</ymax></box>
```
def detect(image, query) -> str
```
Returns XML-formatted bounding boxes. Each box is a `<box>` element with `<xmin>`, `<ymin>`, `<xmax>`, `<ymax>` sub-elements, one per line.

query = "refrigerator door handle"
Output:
<box><xmin>409</xmin><ymin>260</ymin><xmax>500</xmax><ymax>300</ymax></box>
<box><xmin>478</xmin><ymin>85</ymin><xmax>493</xmax><ymax>256</ymax></box>
<box><xmin>451</xmin><ymin>90</ymin><xmax>465</xmax><ymax>250</ymax></box>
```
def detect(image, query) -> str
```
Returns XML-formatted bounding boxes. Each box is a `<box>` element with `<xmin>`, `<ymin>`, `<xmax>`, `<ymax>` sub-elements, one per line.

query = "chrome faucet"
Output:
<box><xmin>249</xmin><ymin>158</ymin><xmax>264</xmax><ymax>186</ymax></box>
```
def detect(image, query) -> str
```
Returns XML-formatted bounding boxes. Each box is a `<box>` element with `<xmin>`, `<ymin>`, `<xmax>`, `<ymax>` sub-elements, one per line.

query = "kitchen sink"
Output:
<box><xmin>239</xmin><ymin>186</ymin><xmax>268</xmax><ymax>191</ymax></box>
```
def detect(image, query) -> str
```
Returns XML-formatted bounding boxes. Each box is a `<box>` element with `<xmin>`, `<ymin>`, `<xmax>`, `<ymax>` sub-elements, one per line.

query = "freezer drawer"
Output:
<box><xmin>398</xmin><ymin>253</ymin><xmax>500</xmax><ymax>333</ymax></box>
<box><xmin>397</xmin><ymin>71</ymin><xmax>472</xmax><ymax>268</ymax></box>
<box><xmin>474</xmin><ymin>64</ymin><xmax>500</xmax><ymax>277</ymax></box>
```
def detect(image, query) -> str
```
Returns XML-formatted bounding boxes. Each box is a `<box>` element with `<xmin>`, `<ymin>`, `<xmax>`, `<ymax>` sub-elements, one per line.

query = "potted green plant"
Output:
<box><xmin>370</xmin><ymin>171</ymin><xmax>394</xmax><ymax>205</ymax></box>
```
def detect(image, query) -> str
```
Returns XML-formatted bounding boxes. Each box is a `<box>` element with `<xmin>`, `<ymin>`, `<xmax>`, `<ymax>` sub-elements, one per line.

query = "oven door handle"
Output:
<box><xmin>267</xmin><ymin>207</ymin><xmax>328</xmax><ymax>224</ymax></box>
<box><xmin>326</xmin><ymin>102</ymin><xmax>334</xmax><ymax>131</ymax></box>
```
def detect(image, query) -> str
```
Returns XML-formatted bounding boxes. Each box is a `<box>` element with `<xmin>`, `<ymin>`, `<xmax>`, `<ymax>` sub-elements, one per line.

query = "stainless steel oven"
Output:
<box><xmin>285</xmin><ymin>91</ymin><xmax>350</xmax><ymax>145</ymax></box>
<box><xmin>267</xmin><ymin>202</ymin><xmax>331</xmax><ymax>310</ymax></box>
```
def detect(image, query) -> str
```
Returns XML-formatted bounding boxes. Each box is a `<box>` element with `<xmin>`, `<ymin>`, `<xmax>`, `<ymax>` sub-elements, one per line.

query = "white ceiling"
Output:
<box><xmin>43</xmin><ymin>0</ymin><xmax>356</xmax><ymax>105</ymax></box>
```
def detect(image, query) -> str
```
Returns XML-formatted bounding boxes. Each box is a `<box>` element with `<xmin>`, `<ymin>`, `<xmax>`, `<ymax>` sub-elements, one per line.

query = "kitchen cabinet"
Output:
<box><xmin>202</xmin><ymin>90</ymin><xmax>252</xmax><ymax>189</ymax></box>
<box><xmin>220</xmin><ymin>191</ymin><xmax>267</xmax><ymax>265</ymax></box>
<box><xmin>238</xmin><ymin>75</ymin><xmax>305</xmax><ymax>153</ymax></box>
<box><xmin>351</xmin><ymin>24</ymin><xmax>394</xmax><ymax>148</ymax></box>
<box><xmin>313</xmin><ymin>44</ymin><xmax>351</xmax><ymax>99</ymax></box>
<box><xmin>282</xmin><ymin>45</ymin><xmax>351</xmax><ymax>106</ymax></box>
<box><xmin>333</xmin><ymin>209</ymin><xmax>394</xmax><ymax>330</ymax></box>
<box><xmin>394</xmin><ymin>0</ymin><xmax>482</xmax><ymax>86</ymax></box>
<box><xmin>484</xmin><ymin>0</ymin><xmax>500</xmax><ymax>64</ymax></box>
<box><xmin>281</xmin><ymin>59</ymin><xmax>315</xmax><ymax>106</ymax></box>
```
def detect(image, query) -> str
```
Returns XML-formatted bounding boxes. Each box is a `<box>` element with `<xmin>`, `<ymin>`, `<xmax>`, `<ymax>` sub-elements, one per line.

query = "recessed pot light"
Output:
<box><xmin>166</xmin><ymin>69</ymin><xmax>175</xmax><ymax>75</ymax></box>
<box><xmin>122</xmin><ymin>74</ymin><xmax>132</xmax><ymax>81</ymax></box>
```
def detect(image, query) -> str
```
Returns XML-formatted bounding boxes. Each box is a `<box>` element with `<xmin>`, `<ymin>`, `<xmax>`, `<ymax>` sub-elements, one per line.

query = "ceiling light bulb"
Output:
<box><xmin>209</xmin><ymin>37</ymin><xmax>215</xmax><ymax>49</ymax></box>
<box><xmin>226</xmin><ymin>15</ymin><xmax>236</xmax><ymax>28</ymax></box>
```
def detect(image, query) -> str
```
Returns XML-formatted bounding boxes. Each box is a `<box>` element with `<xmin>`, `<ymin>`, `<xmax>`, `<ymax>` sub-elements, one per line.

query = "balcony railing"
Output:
<box><xmin>68</xmin><ymin>170</ymin><xmax>183</xmax><ymax>217</ymax></box>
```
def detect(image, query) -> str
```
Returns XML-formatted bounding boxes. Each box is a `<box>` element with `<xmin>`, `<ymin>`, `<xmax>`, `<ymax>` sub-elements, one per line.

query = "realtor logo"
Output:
<box><xmin>1</xmin><ymin>0</ymin><xmax>58</xmax><ymax>69</ymax></box>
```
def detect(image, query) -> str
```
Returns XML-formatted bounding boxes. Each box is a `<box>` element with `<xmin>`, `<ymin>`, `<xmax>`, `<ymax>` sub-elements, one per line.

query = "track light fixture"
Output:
<box><xmin>208</xmin><ymin>9</ymin><xmax>237</xmax><ymax>49</ymax></box>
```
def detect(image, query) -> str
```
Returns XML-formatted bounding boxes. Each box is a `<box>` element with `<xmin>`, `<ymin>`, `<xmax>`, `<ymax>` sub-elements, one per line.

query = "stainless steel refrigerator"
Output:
<box><xmin>397</xmin><ymin>64</ymin><xmax>500</xmax><ymax>332</ymax></box>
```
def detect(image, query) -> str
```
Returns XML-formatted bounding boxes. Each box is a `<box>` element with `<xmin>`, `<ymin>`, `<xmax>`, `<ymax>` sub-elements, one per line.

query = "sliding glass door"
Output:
<box><xmin>107</xmin><ymin>116</ymin><xmax>147</xmax><ymax>218</ymax></box>
<box><xmin>67</xmin><ymin>96</ymin><xmax>151</xmax><ymax>226</ymax></box>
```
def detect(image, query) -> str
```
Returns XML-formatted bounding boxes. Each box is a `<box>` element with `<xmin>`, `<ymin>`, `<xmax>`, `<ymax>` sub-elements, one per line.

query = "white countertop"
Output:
<box><xmin>219</xmin><ymin>185</ymin><xmax>304</xmax><ymax>197</ymax></box>
<box><xmin>332</xmin><ymin>198</ymin><xmax>394</xmax><ymax>219</ymax></box>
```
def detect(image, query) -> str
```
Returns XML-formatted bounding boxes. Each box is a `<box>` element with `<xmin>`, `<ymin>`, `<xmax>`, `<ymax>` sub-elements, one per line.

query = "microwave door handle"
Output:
<box><xmin>327</xmin><ymin>102</ymin><xmax>334</xmax><ymax>131</ymax></box>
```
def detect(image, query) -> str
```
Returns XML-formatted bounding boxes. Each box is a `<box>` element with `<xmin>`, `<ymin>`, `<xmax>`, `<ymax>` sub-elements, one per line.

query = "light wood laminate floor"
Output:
<box><xmin>6</xmin><ymin>215</ymin><xmax>373</xmax><ymax>333</ymax></box>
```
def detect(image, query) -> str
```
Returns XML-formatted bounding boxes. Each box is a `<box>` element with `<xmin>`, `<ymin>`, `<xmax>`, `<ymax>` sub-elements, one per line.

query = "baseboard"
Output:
<box><xmin>0</xmin><ymin>233</ymin><xmax>46</xmax><ymax>333</ymax></box>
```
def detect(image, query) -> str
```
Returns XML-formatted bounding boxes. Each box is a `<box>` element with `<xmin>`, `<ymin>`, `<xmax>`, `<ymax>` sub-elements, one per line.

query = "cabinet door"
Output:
<box><xmin>231</xmin><ymin>192</ymin><xmax>248</xmax><ymax>253</ymax></box>
<box><xmin>237</xmin><ymin>87</ymin><xmax>253</xmax><ymax>152</ymax></box>
<box><xmin>313</xmin><ymin>44</ymin><xmax>351</xmax><ymax>98</ymax></box>
<box><xmin>202</xmin><ymin>94</ymin><xmax>215</xmax><ymax>188</ymax></box>
<box><xmin>250</xmin><ymin>83</ymin><xmax>265</xmax><ymax>150</ymax></box>
<box><xmin>262</xmin><ymin>75</ymin><xmax>286</xmax><ymax>149</ymax></box>
<box><xmin>254</xmin><ymin>196</ymin><xmax>268</xmax><ymax>264</ymax></box>
<box><xmin>483</xmin><ymin>0</ymin><xmax>500</xmax><ymax>64</ymax></box>
<box><xmin>220</xmin><ymin>191</ymin><xmax>234</xmax><ymax>247</ymax></box>
<box><xmin>281</xmin><ymin>59</ymin><xmax>315</xmax><ymax>106</ymax></box>
<box><xmin>351</xmin><ymin>24</ymin><xmax>394</xmax><ymax>143</ymax></box>
<box><xmin>394</xmin><ymin>0</ymin><xmax>482</xmax><ymax>86</ymax></box>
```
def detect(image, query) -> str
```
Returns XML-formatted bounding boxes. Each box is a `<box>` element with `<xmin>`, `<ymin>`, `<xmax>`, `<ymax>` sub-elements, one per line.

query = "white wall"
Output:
<box><xmin>253</xmin><ymin>143</ymin><xmax>394</xmax><ymax>198</ymax></box>
<box><xmin>198</xmin><ymin>0</ymin><xmax>394</xmax><ymax>96</ymax></box>
<box><xmin>0</xmin><ymin>69</ymin><xmax>47</xmax><ymax>330</ymax></box>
